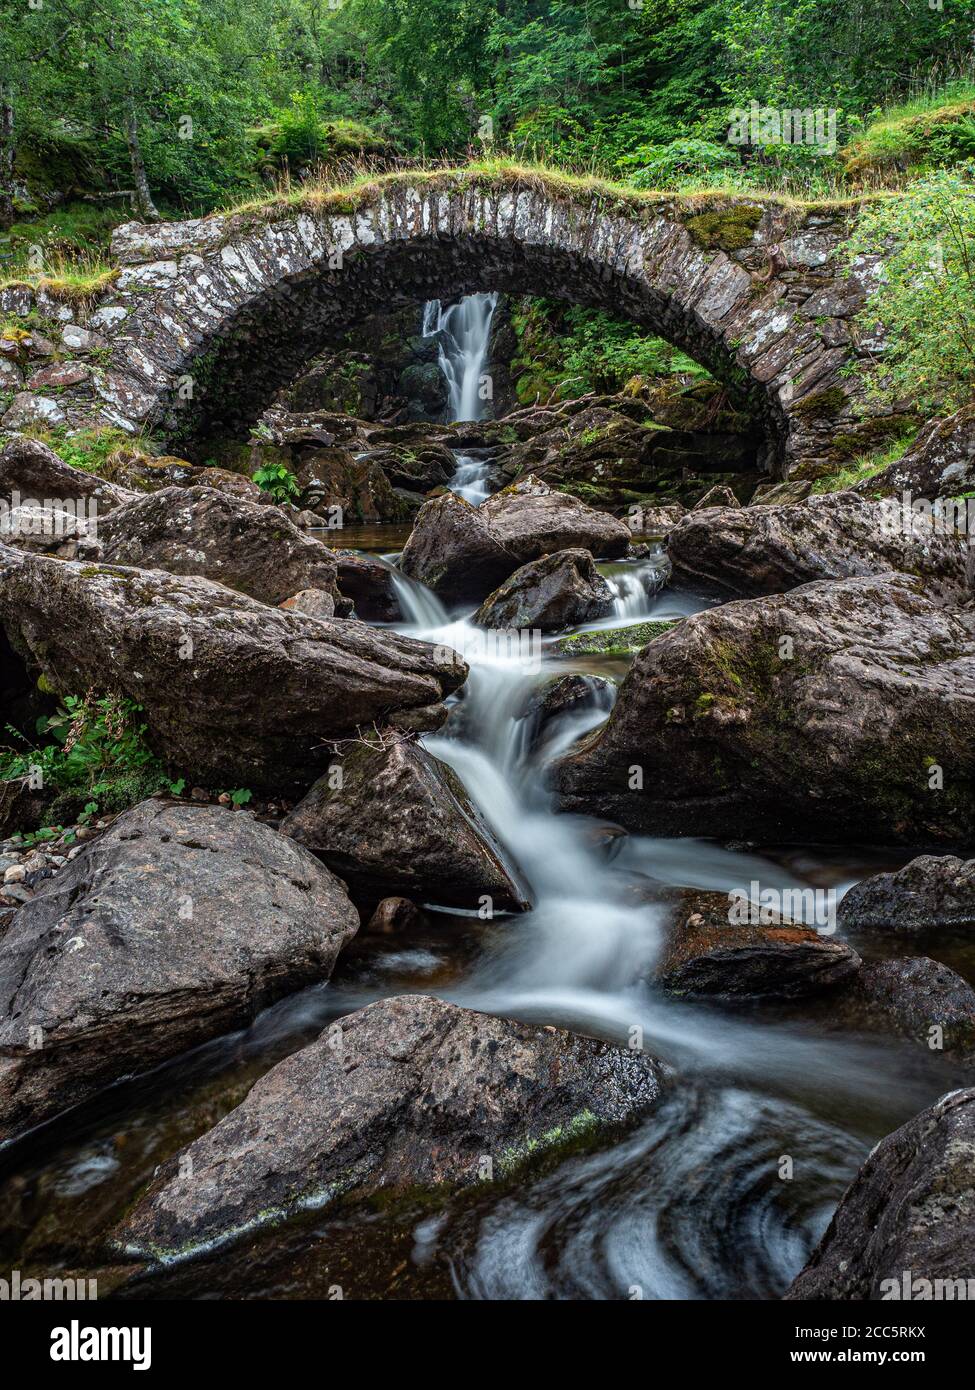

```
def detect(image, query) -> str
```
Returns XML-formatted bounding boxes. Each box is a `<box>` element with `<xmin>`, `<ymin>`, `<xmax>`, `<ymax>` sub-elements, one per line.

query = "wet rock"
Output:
<box><xmin>0</xmin><ymin>547</ymin><xmax>467</xmax><ymax>794</ymax></box>
<box><xmin>281</xmin><ymin>735</ymin><xmax>527</xmax><ymax>911</ymax></box>
<box><xmin>837</xmin><ymin>856</ymin><xmax>975</xmax><ymax>935</ymax></box>
<box><xmin>786</xmin><ymin>1088</ymin><xmax>975</xmax><ymax>1299</ymax></box>
<box><xmin>517</xmin><ymin>674</ymin><xmax>615</xmax><ymax>757</ymax></box>
<box><xmin>356</xmin><ymin>443</ymin><xmax>454</xmax><ymax>493</ymax></box>
<box><xmin>401</xmin><ymin>478</ymin><xmax>630</xmax><ymax>602</ymax></box>
<box><xmin>749</xmin><ymin>480</ymin><xmax>812</xmax><ymax>506</ymax></box>
<box><xmin>332</xmin><ymin>549</ymin><xmax>401</xmax><ymax>622</ymax></box>
<box><xmin>0</xmin><ymin>800</ymin><xmax>359</xmax><ymax>1142</ymax></box>
<box><xmin>365</xmin><ymin>897</ymin><xmax>428</xmax><ymax>934</ymax></box>
<box><xmin>96</xmin><ymin>486</ymin><xmax>342</xmax><ymax>609</ymax></box>
<box><xmin>667</xmin><ymin>492</ymin><xmax>966</xmax><ymax>598</ymax></box>
<box><xmin>116</xmin><ymin>993</ymin><xmax>667</xmax><ymax>1260</ymax></box>
<box><xmin>549</xmin><ymin>618</ymin><xmax>678</xmax><ymax>657</ymax></box>
<box><xmin>626</xmin><ymin>503</ymin><xmax>686</xmax><ymax>539</ymax></box>
<box><xmin>692</xmin><ymin>485</ymin><xmax>740</xmax><ymax>510</ymax></box>
<box><xmin>474</xmin><ymin>549</ymin><xmax>615</xmax><ymax>632</ymax></box>
<box><xmin>278</xmin><ymin>588</ymin><xmax>335</xmax><ymax>621</ymax></box>
<box><xmin>290</xmin><ymin>447</ymin><xmax>412</xmax><ymax>524</ymax></box>
<box><xmin>399</xmin><ymin>491</ymin><xmax>518</xmax><ymax>603</ymax></box>
<box><xmin>658</xmin><ymin>889</ymin><xmax>860</xmax><ymax>1000</ymax></box>
<box><xmin>192</xmin><ymin>466</ymin><xmax>262</xmax><ymax>502</ymax></box>
<box><xmin>480</xmin><ymin>476</ymin><xmax>631</xmax><ymax>563</ymax></box>
<box><xmin>557</xmin><ymin>574</ymin><xmax>975</xmax><ymax>846</ymax></box>
<box><xmin>831</xmin><ymin>957</ymin><xmax>975</xmax><ymax>1062</ymax></box>
<box><xmin>0</xmin><ymin>437</ymin><xmax>136</xmax><ymax>513</ymax></box>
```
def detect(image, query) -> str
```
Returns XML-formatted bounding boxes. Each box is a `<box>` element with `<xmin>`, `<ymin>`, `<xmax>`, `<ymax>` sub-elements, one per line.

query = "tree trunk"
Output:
<box><xmin>0</xmin><ymin>84</ymin><xmax>16</xmax><ymax>231</ymax></box>
<box><xmin>124</xmin><ymin>99</ymin><xmax>159</xmax><ymax>222</ymax></box>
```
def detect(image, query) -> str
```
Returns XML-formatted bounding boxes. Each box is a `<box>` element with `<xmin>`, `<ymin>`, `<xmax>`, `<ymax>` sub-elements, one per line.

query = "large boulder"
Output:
<box><xmin>474</xmin><ymin>549</ymin><xmax>615</xmax><ymax>632</ymax></box>
<box><xmin>0</xmin><ymin>547</ymin><xmax>467</xmax><ymax>793</ymax></box>
<box><xmin>659</xmin><ymin>890</ymin><xmax>860</xmax><ymax>1000</ymax></box>
<box><xmin>666</xmin><ymin>492</ymin><xmax>966</xmax><ymax>599</ymax></box>
<box><xmin>557</xmin><ymin>574</ymin><xmax>975</xmax><ymax>845</ymax></box>
<box><xmin>0</xmin><ymin>800</ymin><xmax>359</xmax><ymax>1142</ymax></box>
<box><xmin>400</xmin><ymin>477</ymin><xmax>630</xmax><ymax>603</ymax></box>
<box><xmin>786</xmin><ymin>1089</ymin><xmax>975</xmax><ymax>1299</ymax></box>
<box><xmin>96</xmin><ymin>486</ymin><xmax>342</xmax><ymax>608</ymax></box>
<box><xmin>479</xmin><ymin>476</ymin><xmax>632</xmax><ymax>564</ymax></box>
<box><xmin>0</xmin><ymin>436</ymin><xmax>136</xmax><ymax>513</ymax></box>
<box><xmin>838</xmin><ymin>855</ymin><xmax>975</xmax><ymax>935</ymax></box>
<box><xmin>281</xmin><ymin>735</ymin><xmax>528</xmax><ymax>911</ymax></box>
<box><xmin>117</xmin><ymin>994</ymin><xmax>667</xmax><ymax>1260</ymax></box>
<box><xmin>399</xmin><ymin>491</ymin><xmax>518</xmax><ymax>603</ymax></box>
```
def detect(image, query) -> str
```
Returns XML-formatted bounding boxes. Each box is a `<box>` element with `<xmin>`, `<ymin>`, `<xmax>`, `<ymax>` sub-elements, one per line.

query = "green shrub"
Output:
<box><xmin>843</xmin><ymin>165</ymin><xmax>975</xmax><ymax>414</ymax></box>
<box><xmin>1</xmin><ymin>693</ymin><xmax>182</xmax><ymax>831</ymax></box>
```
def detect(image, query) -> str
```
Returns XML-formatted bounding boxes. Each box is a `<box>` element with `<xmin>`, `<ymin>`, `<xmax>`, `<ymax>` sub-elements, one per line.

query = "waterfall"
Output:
<box><xmin>423</xmin><ymin>292</ymin><xmax>499</xmax><ymax>505</ymax></box>
<box><xmin>422</xmin><ymin>292</ymin><xmax>498</xmax><ymax>423</ymax></box>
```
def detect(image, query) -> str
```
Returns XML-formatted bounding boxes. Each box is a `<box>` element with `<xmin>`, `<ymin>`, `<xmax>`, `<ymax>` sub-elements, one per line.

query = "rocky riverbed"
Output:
<box><xmin>1</xmin><ymin>302</ymin><xmax>975</xmax><ymax>1301</ymax></box>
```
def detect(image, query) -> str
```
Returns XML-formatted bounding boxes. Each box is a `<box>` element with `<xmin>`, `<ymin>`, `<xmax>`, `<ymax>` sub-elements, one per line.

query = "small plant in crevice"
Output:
<box><xmin>252</xmin><ymin>460</ymin><xmax>300</xmax><ymax>504</ymax></box>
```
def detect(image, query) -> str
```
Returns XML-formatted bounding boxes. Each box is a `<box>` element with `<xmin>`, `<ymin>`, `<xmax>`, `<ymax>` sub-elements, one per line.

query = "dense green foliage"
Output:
<box><xmin>1</xmin><ymin>694</ymin><xmax>180</xmax><ymax>829</ymax></box>
<box><xmin>845</xmin><ymin>165</ymin><xmax>975</xmax><ymax>414</ymax></box>
<box><xmin>510</xmin><ymin>300</ymin><xmax>708</xmax><ymax>403</ymax></box>
<box><xmin>3</xmin><ymin>0</ymin><xmax>972</xmax><ymax>236</ymax></box>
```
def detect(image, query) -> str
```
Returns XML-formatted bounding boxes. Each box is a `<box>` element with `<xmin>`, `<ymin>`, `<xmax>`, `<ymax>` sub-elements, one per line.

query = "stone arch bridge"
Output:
<box><xmin>36</xmin><ymin>171</ymin><xmax>895</xmax><ymax>477</ymax></box>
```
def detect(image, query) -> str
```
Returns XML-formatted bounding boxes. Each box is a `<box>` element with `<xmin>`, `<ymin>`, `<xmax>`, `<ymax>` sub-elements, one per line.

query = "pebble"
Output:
<box><xmin>3</xmin><ymin>864</ymin><xmax>26</xmax><ymax>884</ymax></box>
<box><xmin>2</xmin><ymin>884</ymin><xmax>32</xmax><ymax>904</ymax></box>
<box><xmin>0</xmin><ymin>854</ymin><xmax>22</xmax><ymax>873</ymax></box>
<box><xmin>67</xmin><ymin>847</ymin><xmax>84</xmax><ymax>860</ymax></box>
<box><xmin>22</xmin><ymin>851</ymin><xmax>47</xmax><ymax>873</ymax></box>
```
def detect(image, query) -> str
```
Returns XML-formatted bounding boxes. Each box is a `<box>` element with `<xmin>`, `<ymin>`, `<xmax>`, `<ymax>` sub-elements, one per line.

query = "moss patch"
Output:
<box><xmin>684</xmin><ymin>204</ymin><xmax>764</xmax><ymax>251</ymax></box>
<box><xmin>551</xmin><ymin>619</ymin><xmax>679</xmax><ymax>656</ymax></box>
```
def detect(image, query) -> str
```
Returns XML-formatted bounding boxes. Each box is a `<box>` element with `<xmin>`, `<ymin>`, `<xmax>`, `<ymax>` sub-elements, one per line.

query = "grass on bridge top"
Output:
<box><xmin>0</xmin><ymin>250</ymin><xmax>118</xmax><ymax>307</ymax></box>
<box><xmin>216</xmin><ymin>156</ymin><xmax>890</xmax><ymax>228</ymax></box>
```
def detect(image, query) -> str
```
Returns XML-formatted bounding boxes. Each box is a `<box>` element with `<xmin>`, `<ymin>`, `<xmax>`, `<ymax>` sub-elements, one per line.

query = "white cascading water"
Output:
<box><xmin>422</xmin><ymin>291</ymin><xmax>499</xmax><ymax>504</ymax></box>
<box><xmin>366</xmin><ymin>564</ymin><xmax>948</xmax><ymax>1298</ymax></box>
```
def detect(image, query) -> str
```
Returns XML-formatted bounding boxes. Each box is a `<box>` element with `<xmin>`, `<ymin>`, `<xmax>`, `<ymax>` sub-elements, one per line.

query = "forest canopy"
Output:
<box><xmin>3</xmin><ymin>0</ymin><xmax>973</xmax><ymax>223</ymax></box>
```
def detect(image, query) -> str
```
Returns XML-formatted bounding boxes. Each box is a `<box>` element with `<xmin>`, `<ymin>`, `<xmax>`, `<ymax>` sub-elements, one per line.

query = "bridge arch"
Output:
<box><xmin>77</xmin><ymin>171</ymin><xmax>887</xmax><ymax>477</ymax></box>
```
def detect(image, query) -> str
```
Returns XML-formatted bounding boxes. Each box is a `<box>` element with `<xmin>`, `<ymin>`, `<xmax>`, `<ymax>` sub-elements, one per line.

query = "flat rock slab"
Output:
<box><xmin>0</xmin><ymin>800</ymin><xmax>359</xmax><ymax>1143</ymax></box>
<box><xmin>786</xmin><ymin>1088</ymin><xmax>975</xmax><ymax>1299</ymax></box>
<box><xmin>97</xmin><ymin>485</ymin><xmax>342</xmax><ymax>608</ymax></box>
<box><xmin>281</xmin><ymin>735</ymin><xmax>528</xmax><ymax>911</ymax></box>
<box><xmin>659</xmin><ymin>890</ymin><xmax>860</xmax><ymax>1000</ymax></box>
<box><xmin>557</xmin><ymin>573</ymin><xmax>975</xmax><ymax>846</ymax></box>
<box><xmin>116</xmin><ymin>994</ymin><xmax>667</xmax><ymax>1261</ymax></box>
<box><xmin>838</xmin><ymin>855</ymin><xmax>975</xmax><ymax>935</ymax></box>
<box><xmin>0</xmin><ymin>546</ymin><xmax>466</xmax><ymax>793</ymax></box>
